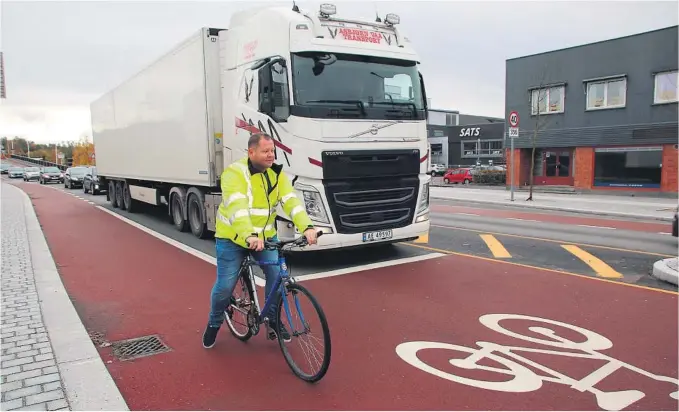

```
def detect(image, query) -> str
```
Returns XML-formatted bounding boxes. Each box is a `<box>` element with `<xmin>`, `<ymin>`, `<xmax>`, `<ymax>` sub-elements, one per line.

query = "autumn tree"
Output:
<box><xmin>72</xmin><ymin>136</ymin><xmax>95</xmax><ymax>166</ymax></box>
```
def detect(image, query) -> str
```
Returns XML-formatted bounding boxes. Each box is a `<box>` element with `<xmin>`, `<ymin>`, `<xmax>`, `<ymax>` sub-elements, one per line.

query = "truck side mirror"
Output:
<box><xmin>258</xmin><ymin>64</ymin><xmax>274</xmax><ymax>114</ymax></box>
<box><xmin>419</xmin><ymin>72</ymin><xmax>428</xmax><ymax>116</ymax></box>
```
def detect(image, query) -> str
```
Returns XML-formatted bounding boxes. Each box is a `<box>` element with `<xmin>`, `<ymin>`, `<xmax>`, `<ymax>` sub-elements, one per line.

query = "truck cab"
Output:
<box><xmin>208</xmin><ymin>3</ymin><xmax>431</xmax><ymax>249</ymax></box>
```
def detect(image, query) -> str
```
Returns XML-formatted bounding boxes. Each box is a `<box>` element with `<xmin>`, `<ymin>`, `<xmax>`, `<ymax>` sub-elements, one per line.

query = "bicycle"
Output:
<box><xmin>223</xmin><ymin>231</ymin><xmax>331</xmax><ymax>383</ymax></box>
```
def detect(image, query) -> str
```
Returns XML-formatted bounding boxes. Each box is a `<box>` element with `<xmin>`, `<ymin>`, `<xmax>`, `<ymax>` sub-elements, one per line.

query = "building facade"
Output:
<box><xmin>427</xmin><ymin>108</ymin><xmax>505</xmax><ymax>166</ymax></box>
<box><xmin>505</xmin><ymin>25</ymin><xmax>678</xmax><ymax>193</ymax></box>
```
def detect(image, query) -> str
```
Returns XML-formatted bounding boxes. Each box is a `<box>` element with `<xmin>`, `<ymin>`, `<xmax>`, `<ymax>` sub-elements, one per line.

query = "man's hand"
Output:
<box><xmin>246</xmin><ymin>236</ymin><xmax>264</xmax><ymax>251</ymax></box>
<box><xmin>303</xmin><ymin>228</ymin><xmax>318</xmax><ymax>245</ymax></box>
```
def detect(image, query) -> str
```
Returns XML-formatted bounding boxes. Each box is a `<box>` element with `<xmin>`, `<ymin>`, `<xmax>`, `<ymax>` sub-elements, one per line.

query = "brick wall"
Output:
<box><xmin>505</xmin><ymin>149</ymin><xmax>531</xmax><ymax>187</ymax></box>
<box><xmin>661</xmin><ymin>144</ymin><xmax>678</xmax><ymax>193</ymax></box>
<box><xmin>574</xmin><ymin>147</ymin><xmax>594</xmax><ymax>189</ymax></box>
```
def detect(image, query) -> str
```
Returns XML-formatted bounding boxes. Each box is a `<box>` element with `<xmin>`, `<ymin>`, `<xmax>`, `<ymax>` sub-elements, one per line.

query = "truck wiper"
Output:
<box><xmin>372</xmin><ymin>101</ymin><xmax>418</xmax><ymax>118</ymax></box>
<box><xmin>306</xmin><ymin>100</ymin><xmax>366</xmax><ymax>116</ymax></box>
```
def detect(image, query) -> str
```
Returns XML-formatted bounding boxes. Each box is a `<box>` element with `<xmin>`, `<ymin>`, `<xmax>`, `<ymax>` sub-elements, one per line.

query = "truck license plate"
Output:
<box><xmin>362</xmin><ymin>229</ymin><xmax>393</xmax><ymax>242</ymax></box>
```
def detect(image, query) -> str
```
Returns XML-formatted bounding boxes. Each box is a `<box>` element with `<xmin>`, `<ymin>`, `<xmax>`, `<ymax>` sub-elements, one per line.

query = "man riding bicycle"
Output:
<box><xmin>203</xmin><ymin>132</ymin><xmax>319</xmax><ymax>349</ymax></box>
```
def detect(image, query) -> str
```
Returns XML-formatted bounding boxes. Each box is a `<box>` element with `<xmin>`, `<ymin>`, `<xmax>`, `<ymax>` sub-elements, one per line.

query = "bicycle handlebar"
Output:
<box><xmin>264</xmin><ymin>230</ymin><xmax>324</xmax><ymax>250</ymax></box>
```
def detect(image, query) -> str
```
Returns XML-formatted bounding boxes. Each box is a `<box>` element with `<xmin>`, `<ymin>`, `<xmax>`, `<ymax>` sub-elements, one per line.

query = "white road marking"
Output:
<box><xmin>577</xmin><ymin>225</ymin><xmax>616</xmax><ymax>230</ymax></box>
<box><xmin>507</xmin><ymin>218</ymin><xmax>539</xmax><ymax>222</ymax></box>
<box><xmin>456</xmin><ymin>213</ymin><xmax>479</xmax><ymax>216</ymax></box>
<box><xmin>94</xmin><ymin>206</ymin><xmax>444</xmax><ymax>286</ymax></box>
<box><xmin>658</xmin><ymin>232</ymin><xmax>671</xmax><ymax>235</ymax></box>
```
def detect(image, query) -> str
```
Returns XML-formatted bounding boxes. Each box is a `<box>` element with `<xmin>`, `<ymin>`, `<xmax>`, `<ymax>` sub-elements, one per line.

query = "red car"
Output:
<box><xmin>443</xmin><ymin>168</ymin><xmax>473</xmax><ymax>185</ymax></box>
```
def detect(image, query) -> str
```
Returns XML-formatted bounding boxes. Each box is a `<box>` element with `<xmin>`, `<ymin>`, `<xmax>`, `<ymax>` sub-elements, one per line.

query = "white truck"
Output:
<box><xmin>91</xmin><ymin>3</ymin><xmax>431</xmax><ymax>250</ymax></box>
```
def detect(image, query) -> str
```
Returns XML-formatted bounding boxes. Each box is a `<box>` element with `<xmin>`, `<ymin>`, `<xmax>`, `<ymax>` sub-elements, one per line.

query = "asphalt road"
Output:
<box><xmin>3</xmin><ymin>170</ymin><xmax>677</xmax><ymax>292</ymax></box>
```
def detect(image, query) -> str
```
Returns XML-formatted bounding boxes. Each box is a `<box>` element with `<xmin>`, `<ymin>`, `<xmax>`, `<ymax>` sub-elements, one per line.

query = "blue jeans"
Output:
<box><xmin>208</xmin><ymin>237</ymin><xmax>282</xmax><ymax>328</ymax></box>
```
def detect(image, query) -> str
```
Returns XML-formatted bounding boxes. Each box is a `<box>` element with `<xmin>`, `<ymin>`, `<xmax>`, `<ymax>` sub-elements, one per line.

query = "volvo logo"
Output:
<box><xmin>369</xmin><ymin>125</ymin><xmax>379</xmax><ymax>135</ymax></box>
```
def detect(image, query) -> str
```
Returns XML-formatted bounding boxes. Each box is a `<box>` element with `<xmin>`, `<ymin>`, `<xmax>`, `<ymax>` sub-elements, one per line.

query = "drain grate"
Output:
<box><xmin>110</xmin><ymin>335</ymin><xmax>171</xmax><ymax>361</ymax></box>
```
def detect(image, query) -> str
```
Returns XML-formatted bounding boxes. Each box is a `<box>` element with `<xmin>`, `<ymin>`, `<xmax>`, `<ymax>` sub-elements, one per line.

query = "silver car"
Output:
<box><xmin>23</xmin><ymin>166</ymin><xmax>41</xmax><ymax>182</ymax></box>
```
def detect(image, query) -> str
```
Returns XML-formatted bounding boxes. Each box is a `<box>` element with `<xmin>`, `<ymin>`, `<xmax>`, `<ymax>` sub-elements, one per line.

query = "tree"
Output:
<box><xmin>72</xmin><ymin>136</ymin><xmax>95</xmax><ymax>166</ymax></box>
<box><xmin>526</xmin><ymin>68</ymin><xmax>554</xmax><ymax>202</ymax></box>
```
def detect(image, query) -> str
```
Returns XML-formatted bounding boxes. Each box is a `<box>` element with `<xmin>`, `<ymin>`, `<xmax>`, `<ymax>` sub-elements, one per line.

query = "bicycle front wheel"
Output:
<box><xmin>276</xmin><ymin>282</ymin><xmax>331</xmax><ymax>382</ymax></box>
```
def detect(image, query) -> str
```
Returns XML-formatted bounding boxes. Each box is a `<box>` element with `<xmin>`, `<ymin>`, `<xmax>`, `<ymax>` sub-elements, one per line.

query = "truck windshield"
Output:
<box><xmin>290</xmin><ymin>52</ymin><xmax>426</xmax><ymax>121</ymax></box>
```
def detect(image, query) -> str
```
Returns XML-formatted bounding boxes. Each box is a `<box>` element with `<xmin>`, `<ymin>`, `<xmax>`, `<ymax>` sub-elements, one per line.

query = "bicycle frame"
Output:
<box><xmin>240</xmin><ymin>253</ymin><xmax>307</xmax><ymax>331</ymax></box>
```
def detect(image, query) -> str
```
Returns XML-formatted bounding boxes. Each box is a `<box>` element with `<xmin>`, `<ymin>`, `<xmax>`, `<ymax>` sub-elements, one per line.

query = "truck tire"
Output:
<box><xmin>187</xmin><ymin>193</ymin><xmax>208</xmax><ymax>239</ymax></box>
<box><xmin>122</xmin><ymin>182</ymin><xmax>136</xmax><ymax>213</ymax></box>
<box><xmin>115</xmin><ymin>181</ymin><xmax>124</xmax><ymax>209</ymax></box>
<box><xmin>109</xmin><ymin>181</ymin><xmax>119</xmax><ymax>208</ymax></box>
<box><xmin>170</xmin><ymin>193</ymin><xmax>188</xmax><ymax>232</ymax></box>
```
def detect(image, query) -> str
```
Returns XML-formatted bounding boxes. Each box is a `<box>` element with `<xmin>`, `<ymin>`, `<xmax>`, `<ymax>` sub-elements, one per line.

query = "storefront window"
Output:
<box><xmin>593</xmin><ymin>147</ymin><xmax>662</xmax><ymax>188</ymax></box>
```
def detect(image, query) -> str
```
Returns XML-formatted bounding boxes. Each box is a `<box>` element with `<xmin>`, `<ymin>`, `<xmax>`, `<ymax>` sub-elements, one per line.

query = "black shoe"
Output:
<box><xmin>202</xmin><ymin>324</ymin><xmax>220</xmax><ymax>348</ymax></box>
<box><xmin>268</xmin><ymin>323</ymin><xmax>292</xmax><ymax>342</ymax></box>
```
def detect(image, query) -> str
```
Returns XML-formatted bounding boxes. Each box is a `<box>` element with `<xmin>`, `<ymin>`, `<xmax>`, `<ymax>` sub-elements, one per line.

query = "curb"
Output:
<box><xmin>15</xmin><ymin>183</ymin><xmax>129</xmax><ymax>411</ymax></box>
<box><xmin>652</xmin><ymin>257</ymin><xmax>679</xmax><ymax>286</ymax></box>
<box><xmin>430</xmin><ymin>195</ymin><xmax>674</xmax><ymax>222</ymax></box>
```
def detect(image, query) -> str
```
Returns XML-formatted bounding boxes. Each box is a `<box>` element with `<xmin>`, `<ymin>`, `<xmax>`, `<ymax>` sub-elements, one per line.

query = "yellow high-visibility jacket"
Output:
<box><xmin>215</xmin><ymin>156</ymin><xmax>313</xmax><ymax>247</ymax></box>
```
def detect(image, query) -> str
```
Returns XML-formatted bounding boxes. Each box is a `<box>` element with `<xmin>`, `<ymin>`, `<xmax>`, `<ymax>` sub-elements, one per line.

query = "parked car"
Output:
<box><xmin>23</xmin><ymin>167</ymin><xmax>41</xmax><ymax>182</ymax></box>
<box><xmin>443</xmin><ymin>168</ymin><xmax>474</xmax><ymax>185</ymax></box>
<box><xmin>8</xmin><ymin>166</ymin><xmax>24</xmax><ymax>178</ymax></box>
<box><xmin>429</xmin><ymin>163</ymin><xmax>447</xmax><ymax>176</ymax></box>
<box><xmin>39</xmin><ymin>166</ymin><xmax>64</xmax><ymax>184</ymax></box>
<box><xmin>64</xmin><ymin>166</ymin><xmax>88</xmax><ymax>189</ymax></box>
<box><xmin>83</xmin><ymin>166</ymin><xmax>105</xmax><ymax>195</ymax></box>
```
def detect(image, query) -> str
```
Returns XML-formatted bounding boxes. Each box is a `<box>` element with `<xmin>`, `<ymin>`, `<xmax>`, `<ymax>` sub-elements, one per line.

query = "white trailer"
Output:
<box><xmin>92</xmin><ymin>3</ymin><xmax>431</xmax><ymax>250</ymax></box>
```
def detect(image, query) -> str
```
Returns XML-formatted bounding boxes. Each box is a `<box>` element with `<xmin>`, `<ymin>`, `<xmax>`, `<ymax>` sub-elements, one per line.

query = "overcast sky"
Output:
<box><xmin>1</xmin><ymin>0</ymin><xmax>677</xmax><ymax>144</ymax></box>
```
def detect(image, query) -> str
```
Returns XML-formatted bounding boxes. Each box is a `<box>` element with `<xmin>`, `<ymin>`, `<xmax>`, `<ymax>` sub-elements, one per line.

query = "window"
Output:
<box><xmin>290</xmin><ymin>52</ymin><xmax>426</xmax><ymax>120</ymax></box>
<box><xmin>586</xmin><ymin>77</ymin><xmax>626</xmax><ymax>110</ymax></box>
<box><xmin>593</xmin><ymin>146</ymin><xmax>662</xmax><ymax>188</ymax></box>
<box><xmin>654</xmin><ymin>70</ymin><xmax>678</xmax><ymax>104</ymax></box>
<box><xmin>531</xmin><ymin>86</ymin><xmax>564</xmax><ymax>115</ymax></box>
<box><xmin>271</xmin><ymin>61</ymin><xmax>290</xmax><ymax>120</ymax></box>
<box><xmin>461</xmin><ymin>140</ymin><xmax>503</xmax><ymax>158</ymax></box>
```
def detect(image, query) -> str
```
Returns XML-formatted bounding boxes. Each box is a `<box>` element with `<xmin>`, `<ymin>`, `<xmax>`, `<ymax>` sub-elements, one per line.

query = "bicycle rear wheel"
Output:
<box><xmin>225</xmin><ymin>270</ymin><xmax>254</xmax><ymax>341</ymax></box>
<box><xmin>276</xmin><ymin>282</ymin><xmax>331</xmax><ymax>382</ymax></box>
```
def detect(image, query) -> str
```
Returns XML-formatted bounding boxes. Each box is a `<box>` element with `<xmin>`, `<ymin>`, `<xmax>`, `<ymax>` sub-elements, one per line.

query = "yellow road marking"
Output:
<box><xmin>431</xmin><ymin>224</ymin><xmax>675</xmax><ymax>258</ymax></box>
<box><xmin>562</xmin><ymin>245</ymin><xmax>623</xmax><ymax>278</ymax></box>
<box><xmin>403</xmin><ymin>242</ymin><xmax>678</xmax><ymax>296</ymax></box>
<box><xmin>480</xmin><ymin>234</ymin><xmax>512</xmax><ymax>258</ymax></box>
<box><xmin>413</xmin><ymin>233</ymin><xmax>429</xmax><ymax>243</ymax></box>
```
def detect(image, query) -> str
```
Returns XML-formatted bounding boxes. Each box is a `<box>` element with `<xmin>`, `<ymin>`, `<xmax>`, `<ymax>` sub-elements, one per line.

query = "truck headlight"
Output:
<box><xmin>298</xmin><ymin>186</ymin><xmax>329</xmax><ymax>224</ymax></box>
<box><xmin>417</xmin><ymin>182</ymin><xmax>430</xmax><ymax>214</ymax></box>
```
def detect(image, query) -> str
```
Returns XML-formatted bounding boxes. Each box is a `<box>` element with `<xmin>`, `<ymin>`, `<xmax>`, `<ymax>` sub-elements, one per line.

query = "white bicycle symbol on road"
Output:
<box><xmin>395</xmin><ymin>314</ymin><xmax>678</xmax><ymax>411</ymax></box>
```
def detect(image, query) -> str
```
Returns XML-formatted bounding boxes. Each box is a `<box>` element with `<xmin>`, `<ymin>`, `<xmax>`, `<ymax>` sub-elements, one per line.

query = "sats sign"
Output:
<box><xmin>339</xmin><ymin>28</ymin><xmax>382</xmax><ymax>44</ymax></box>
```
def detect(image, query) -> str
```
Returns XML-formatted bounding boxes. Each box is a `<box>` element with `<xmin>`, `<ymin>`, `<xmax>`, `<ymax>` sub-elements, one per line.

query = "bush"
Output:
<box><xmin>473</xmin><ymin>170</ymin><xmax>506</xmax><ymax>185</ymax></box>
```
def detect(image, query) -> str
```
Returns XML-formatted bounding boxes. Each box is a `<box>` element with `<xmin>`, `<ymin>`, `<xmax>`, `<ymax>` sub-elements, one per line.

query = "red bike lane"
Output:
<box><xmin>16</xmin><ymin>182</ymin><xmax>679</xmax><ymax>411</ymax></box>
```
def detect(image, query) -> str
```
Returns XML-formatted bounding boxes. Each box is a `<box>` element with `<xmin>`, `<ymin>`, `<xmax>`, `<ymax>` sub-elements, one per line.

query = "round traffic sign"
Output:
<box><xmin>509</xmin><ymin>111</ymin><xmax>519</xmax><ymax>127</ymax></box>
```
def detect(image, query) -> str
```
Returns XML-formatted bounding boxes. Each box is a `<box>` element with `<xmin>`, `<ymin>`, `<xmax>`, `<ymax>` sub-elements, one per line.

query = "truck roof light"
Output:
<box><xmin>385</xmin><ymin>13</ymin><xmax>400</xmax><ymax>25</ymax></box>
<box><xmin>296</xmin><ymin>24</ymin><xmax>309</xmax><ymax>30</ymax></box>
<box><xmin>319</xmin><ymin>3</ymin><xmax>336</xmax><ymax>17</ymax></box>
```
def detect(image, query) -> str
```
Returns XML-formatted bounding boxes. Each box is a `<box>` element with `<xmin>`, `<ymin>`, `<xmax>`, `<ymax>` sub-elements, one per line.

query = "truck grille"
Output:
<box><xmin>323</xmin><ymin>177</ymin><xmax>419</xmax><ymax>234</ymax></box>
<box><xmin>340</xmin><ymin>208</ymin><xmax>410</xmax><ymax>228</ymax></box>
<box><xmin>334</xmin><ymin>188</ymin><xmax>414</xmax><ymax>207</ymax></box>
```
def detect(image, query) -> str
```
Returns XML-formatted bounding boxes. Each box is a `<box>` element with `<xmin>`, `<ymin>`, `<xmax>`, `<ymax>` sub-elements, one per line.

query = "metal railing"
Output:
<box><xmin>8</xmin><ymin>154</ymin><xmax>69</xmax><ymax>171</ymax></box>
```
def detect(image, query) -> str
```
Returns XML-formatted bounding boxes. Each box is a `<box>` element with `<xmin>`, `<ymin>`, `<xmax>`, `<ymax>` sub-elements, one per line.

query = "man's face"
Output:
<box><xmin>248</xmin><ymin>137</ymin><xmax>275</xmax><ymax>169</ymax></box>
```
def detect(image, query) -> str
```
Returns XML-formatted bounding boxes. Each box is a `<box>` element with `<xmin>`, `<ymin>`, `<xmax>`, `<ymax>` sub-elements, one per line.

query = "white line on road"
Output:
<box><xmin>94</xmin><ymin>206</ymin><xmax>445</xmax><ymax>286</ymax></box>
<box><xmin>507</xmin><ymin>218</ymin><xmax>540</xmax><ymax>222</ymax></box>
<box><xmin>455</xmin><ymin>213</ymin><xmax>479</xmax><ymax>216</ymax></box>
<box><xmin>577</xmin><ymin>225</ymin><xmax>616</xmax><ymax>230</ymax></box>
<box><xmin>658</xmin><ymin>232</ymin><xmax>672</xmax><ymax>235</ymax></box>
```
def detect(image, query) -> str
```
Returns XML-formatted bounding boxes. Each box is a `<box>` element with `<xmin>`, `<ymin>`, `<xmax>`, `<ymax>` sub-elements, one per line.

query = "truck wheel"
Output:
<box><xmin>109</xmin><ymin>181</ymin><xmax>119</xmax><ymax>208</ymax></box>
<box><xmin>115</xmin><ymin>181</ymin><xmax>124</xmax><ymax>209</ymax></box>
<box><xmin>123</xmin><ymin>183</ymin><xmax>136</xmax><ymax>213</ymax></box>
<box><xmin>187</xmin><ymin>193</ymin><xmax>208</xmax><ymax>239</ymax></box>
<box><xmin>170</xmin><ymin>193</ymin><xmax>188</xmax><ymax>232</ymax></box>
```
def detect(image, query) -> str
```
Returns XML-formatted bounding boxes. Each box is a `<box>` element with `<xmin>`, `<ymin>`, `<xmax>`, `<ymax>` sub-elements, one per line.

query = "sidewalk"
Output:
<box><xmin>430</xmin><ymin>186</ymin><xmax>678</xmax><ymax>222</ymax></box>
<box><xmin>1</xmin><ymin>182</ymin><xmax>128</xmax><ymax>411</ymax></box>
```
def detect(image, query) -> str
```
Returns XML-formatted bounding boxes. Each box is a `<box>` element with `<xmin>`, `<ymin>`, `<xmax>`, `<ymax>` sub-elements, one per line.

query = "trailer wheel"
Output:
<box><xmin>187</xmin><ymin>193</ymin><xmax>208</xmax><ymax>239</ymax></box>
<box><xmin>109</xmin><ymin>181</ymin><xmax>119</xmax><ymax>208</ymax></box>
<box><xmin>170</xmin><ymin>193</ymin><xmax>188</xmax><ymax>232</ymax></box>
<box><xmin>122</xmin><ymin>183</ymin><xmax>136</xmax><ymax>213</ymax></box>
<box><xmin>115</xmin><ymin>181</ymin><xmax>124</xmax><ymax>209</ymax></box>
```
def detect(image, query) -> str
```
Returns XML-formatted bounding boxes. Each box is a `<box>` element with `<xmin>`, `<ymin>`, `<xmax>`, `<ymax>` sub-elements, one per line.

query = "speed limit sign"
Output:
<box><xmin>509</xmin><ymin>111</ymin><xmax>519</xmax><ymax>128</ymax></box>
